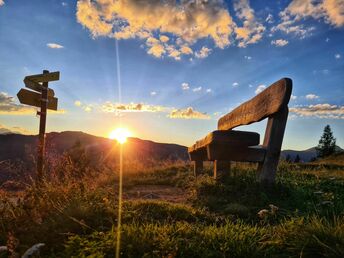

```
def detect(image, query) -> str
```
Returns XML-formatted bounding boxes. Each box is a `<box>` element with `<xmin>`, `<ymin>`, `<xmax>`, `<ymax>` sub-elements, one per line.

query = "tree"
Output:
<box><xmin>285</xmin><ymin>154</ymin><xmax>292</xmax><ymax>163</ymax></box>
<box><xmin>294</xmin><ymin>154</ymin><xmax>301</xmax><ymax>163</ymax></box>
<box><xmin>316</xmin><ymin>125</ymin><xmax>336</xmax><ymax>158</ymax></box>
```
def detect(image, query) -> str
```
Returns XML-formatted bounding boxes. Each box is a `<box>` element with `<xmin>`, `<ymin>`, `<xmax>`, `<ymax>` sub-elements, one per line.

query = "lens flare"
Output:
<box><xmin>109</xmin><ymin>128</ymin><xmax>131</xmax><ymax>144</ymax></box>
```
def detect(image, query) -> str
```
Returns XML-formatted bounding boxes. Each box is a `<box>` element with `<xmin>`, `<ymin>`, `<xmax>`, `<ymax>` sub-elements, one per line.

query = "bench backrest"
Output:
<box><xmin>218</xmin><ymin>78</ymin><xmax>292</xmax><ymax>131</ymax></box>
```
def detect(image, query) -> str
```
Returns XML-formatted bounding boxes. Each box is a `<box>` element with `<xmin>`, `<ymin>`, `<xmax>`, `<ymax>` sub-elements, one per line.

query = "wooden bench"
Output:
<box><xmin>188</xmin><ymin>78</ymin><xmax>292</xmax><ymax>184</ymax></box>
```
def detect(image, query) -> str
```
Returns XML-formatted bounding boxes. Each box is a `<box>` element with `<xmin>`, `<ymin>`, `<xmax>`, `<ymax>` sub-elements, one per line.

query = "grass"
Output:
<box><xmin>0</xmin><ymin>158</ymin><xmax>344</xmax><ymax>257</ymax></box>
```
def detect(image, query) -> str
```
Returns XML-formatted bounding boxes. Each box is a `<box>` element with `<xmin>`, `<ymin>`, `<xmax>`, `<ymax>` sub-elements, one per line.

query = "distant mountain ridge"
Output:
<box><xmin>1</xmin><ymin>131</ymin><xmax>342</xmax><ymax>164</ymax></box>
<box><xmin>281</xmin><ymin>146</ymin><xmax>343</xmax><ymax>162</ymax></box>
<box><xmin>0</xmin><ymin>131</ymin><xmax>188</xmax><ymax>163</ymax></box>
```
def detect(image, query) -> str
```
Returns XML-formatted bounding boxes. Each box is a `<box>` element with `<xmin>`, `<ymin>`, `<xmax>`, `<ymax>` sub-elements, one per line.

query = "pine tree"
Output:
<box><xmin>316</xmin><ymin>125</ymin><xmax>336</xmax><ymax>158</ymax></box>
<box><xmin>285</xmin><ymin>154</ymin><xmax>292</xmax><ymax>163</ymax></box>
<box><xmin>294</xmin><ymin>154</ymin><xmax>301</xmax><ymax>163</ymax></box>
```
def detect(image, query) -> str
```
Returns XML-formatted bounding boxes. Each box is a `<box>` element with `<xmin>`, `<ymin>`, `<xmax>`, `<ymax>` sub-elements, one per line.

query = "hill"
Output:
<box><xmin>0</xmin><ymin>131</ymin><xmax>188</xmax><ymax>163</ymax></box>
<box><xmin>281</xmin><ymin>146</ymin><xmax>343</xmax><ymax>162</ymax></box>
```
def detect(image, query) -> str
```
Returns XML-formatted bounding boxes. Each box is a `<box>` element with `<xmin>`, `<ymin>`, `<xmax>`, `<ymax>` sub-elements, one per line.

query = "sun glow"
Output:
<box><xmin>109</xmin><ymin>128</ymin><xmax>131</xmax><ymax>144</ymax></box>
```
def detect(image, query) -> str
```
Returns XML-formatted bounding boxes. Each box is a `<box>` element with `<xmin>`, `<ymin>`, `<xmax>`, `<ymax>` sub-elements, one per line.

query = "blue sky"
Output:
<box><xmin>0</xmin><ymin>0</ymin><xmax>343</xmax><ymax>150</ymax></box>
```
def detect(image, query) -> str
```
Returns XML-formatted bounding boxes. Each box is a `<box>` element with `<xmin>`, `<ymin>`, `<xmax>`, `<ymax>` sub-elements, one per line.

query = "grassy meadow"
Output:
<box><xmin>1</xmin><ymin>155</ymin><xmax>344</xmax><ymax>257</ymax></box>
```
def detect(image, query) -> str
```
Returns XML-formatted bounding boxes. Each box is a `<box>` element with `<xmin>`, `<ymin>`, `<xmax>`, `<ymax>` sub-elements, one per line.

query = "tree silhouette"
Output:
<box><xmin>316</xmin><ymin>125</ymin><xmax>336</xmax><ymax>158</ymax></box>
<box><xmin>285</xmin><ymin>154</ymin><xmax>292</xmax><ymax>163</ymax></box>
<box><xmin>294</xmin><ymin>154</ymin><xmax>301</xmax><ymax>163</ymax></box>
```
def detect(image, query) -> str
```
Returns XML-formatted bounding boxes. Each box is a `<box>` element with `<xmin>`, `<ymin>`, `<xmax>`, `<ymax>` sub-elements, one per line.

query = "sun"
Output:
<box><xmin>109</xmin><ymin>128</ymin><xmax>131</xmax><ymax>144</ymax></box>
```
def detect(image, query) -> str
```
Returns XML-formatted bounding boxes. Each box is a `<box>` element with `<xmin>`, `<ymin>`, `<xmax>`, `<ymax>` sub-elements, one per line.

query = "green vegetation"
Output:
<box><xmin>1</xmin><ymin>160</ymin><xmax>344</xmax><ymax>257</ymax></box>
<box><xmin>316</xmin><ymin>125</ymin><xmax>337</xmax><ymax>158</ymax></box>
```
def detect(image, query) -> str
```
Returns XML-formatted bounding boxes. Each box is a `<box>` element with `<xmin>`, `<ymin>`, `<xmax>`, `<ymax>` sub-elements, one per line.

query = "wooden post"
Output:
<box><xmin>258</xmin><ymin>107</ymin><xmax>289</xmax><ymax>184</ymax></box>
<box><xmin>194</xmin><ymin>160</ymin><xmax>203</xmax><ymax>176</ymax></box>
<box><xmin>214</xmin><ymin>160</ymin><xmax>231</xmax><ymax>180</ymax></box>
<box><xmin>36</xmin><ymin>70</ymin><xmax>49</xmax><ymax>183</ymax></box>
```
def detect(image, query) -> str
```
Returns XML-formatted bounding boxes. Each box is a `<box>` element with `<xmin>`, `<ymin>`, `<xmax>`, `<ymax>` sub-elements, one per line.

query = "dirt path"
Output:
<box><xmin>124</xmin><ymin>185</ymin><xmax>188</xmax><ymax>203</ymax></box>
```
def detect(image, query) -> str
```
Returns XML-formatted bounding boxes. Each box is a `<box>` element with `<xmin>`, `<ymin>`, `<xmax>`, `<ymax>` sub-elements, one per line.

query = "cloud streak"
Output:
<box><xmin>75</xmin><ymin>100</ymin><xmax>211</xmax><ymax>120</ymax></box>
<box><xmin>47</xmin><ymin>43</ymin><xmax>64</xmax><ymax>49</ymax></box>
<box><xmin>168</xmin><ymin>107</ymin><xmax>210</xmax><ymax>120</ymax></box>
<box><xmin>290</xmin><ymin>104</ymin><xmax>344</xmax><ymax>119</ymax></box>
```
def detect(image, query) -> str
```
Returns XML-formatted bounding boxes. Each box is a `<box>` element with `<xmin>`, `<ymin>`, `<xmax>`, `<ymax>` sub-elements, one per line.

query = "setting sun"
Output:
<box><xmin>109</xmin><ymin>128</ymin><xmax>131</xmax><ymax>144</ymax></box>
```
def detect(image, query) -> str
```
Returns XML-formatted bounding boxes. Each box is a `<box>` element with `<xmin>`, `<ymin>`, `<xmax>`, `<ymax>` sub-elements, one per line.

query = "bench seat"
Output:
<box><xmin>188</xmin><ymin>130</ymin><xmax>260</xmax><ymax>153</ymax></box>
<box><xmin>188</xmin><ymin>130</ymin><xmax>265</xmax><ymax>163</ymax></box>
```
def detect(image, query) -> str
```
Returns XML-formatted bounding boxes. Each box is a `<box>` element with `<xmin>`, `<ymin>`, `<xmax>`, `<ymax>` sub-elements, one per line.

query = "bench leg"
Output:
<box><xmin>193</xmin><ymin>160</ymin><xmax>203</xmax><ymax>177</ymax></box>
<box><xmin>214</xmin><ymin>160</ymin><xmax>231</xmax><ymax>180</ymax></box>
<box><xmin>258</xmin><ymin>107</ymin><xmax>289</xmax><ymax>184</ymax></box>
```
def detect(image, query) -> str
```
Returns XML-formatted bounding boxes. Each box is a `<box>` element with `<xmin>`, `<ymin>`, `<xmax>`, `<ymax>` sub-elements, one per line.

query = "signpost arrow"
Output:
<box><xmin>24</xmin><ymin>71</ymin><xmax>60</xmax><ymax>83</ymax></box>
<box><xmin>17</xmin><ymin>88</ymin><xmax>58</xmax><ymax>110</ymax></box>
<box><xmin>24</xmin><ymin>78</ymin><xmax>55</xmax><ymax>97</ymax></box>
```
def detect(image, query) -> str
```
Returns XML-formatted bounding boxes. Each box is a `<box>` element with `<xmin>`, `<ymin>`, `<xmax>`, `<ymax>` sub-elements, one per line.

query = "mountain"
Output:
<box><xmin>281</xmin><ymin>146</ymin><xmax>343</xmax><ymax>162</ymax></box>
<box><xmin>0</xmin><ymin>131</ymin><xmax>189</xmax><ymax>163</ymax></box>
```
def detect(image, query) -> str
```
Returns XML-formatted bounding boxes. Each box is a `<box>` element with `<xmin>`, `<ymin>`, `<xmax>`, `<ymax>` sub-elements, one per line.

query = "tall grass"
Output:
<box><xmin>0</xmin><ymin>155</ymin><xmax>343</xmax><ymax>257</ymax></box>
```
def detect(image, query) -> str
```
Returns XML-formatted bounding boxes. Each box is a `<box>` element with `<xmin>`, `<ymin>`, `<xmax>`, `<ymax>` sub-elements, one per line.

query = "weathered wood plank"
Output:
<box><xmin>214</xmin><ymin>160</ymin><xmax>231</xmax><ymax>180</ymax></box>
<box><xmin>207</xmin><ymin>145</ymin><xmax>266</xmax><ymax>162</ymax></box>
<box><xmin>258</xmin><ymin>107</ymin><xmax>289</xmax><ymax>183</ymax></box>
<box><xmin>218</xmin><ymin>78</ymin><xmax>292</xmax><ymax>131</ymax></box>
<box><xmin>194</xmin><ymin>160</ymin><xmax>203</xmax><ymax>176</ymax></box>
<box><xmin>188</xmin><ymin>130</ymin><xmax>260</xmax><ymax>153</ymax></box>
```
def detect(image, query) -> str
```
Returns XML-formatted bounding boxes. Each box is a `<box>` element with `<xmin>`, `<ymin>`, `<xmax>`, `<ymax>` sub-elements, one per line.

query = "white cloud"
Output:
<box><xmin>0</xmin><ymin>0</ymin><xmax>4</xmax><ymax>7</ymax></box>
<box><xmin>76</xmin><ymin>0</ymin><xmax>235</xmax><ymax>60</ymax></box>
<box><xmin>47</xmin><ymin>43</ymin><xmax>64</xmax><ymax>49</ymax></box>
<box><xmin>244</xmin><ymin>55</ymin><xmax>252</xmax><ymax>60</ymax></box>
<box><xmin>168</xmin><ymin>107</ymin><xmax>210</xmax><ymax>120</ymax></box>
<box><xmin>74</xmin><ymin>100</ymin><xmax>93</xmax><ymax>112</ymax></box>
<box><xmin>290</xmin><ymin>103</ymin><xmax>344</xmax><ymax>119</ymax></box>
<box><xmin>255</xmin><ymin>84</ymin><xmax>266</xmax><ymax>94</ymax></box>
<box><xmin>272</xmin><ymin>0</ymin><xmax>344</xmax><ymax>39</ymax></box>
<box><xmin>206</xmin><ymin>88</ymin><xmax>212</xmax><ymax>93</ymax></box>
<box><xmin>76</xmin><ymin>0</ymin><xmax>268</xmax><ymax>60</ymax></box>
<box><xmin>306</xmin><ymin>94</ymin><xmax>319</xmax><ymax>100</ymax></box>
<box><xmin>266</xmin><ymin>13</ymin><xmax>274</xmax><ymax>23</ymax></box>
<box><xmin>192</xmin><ymin>87</ymin><xmax>202</xmax><ymax>92</ymax></box>
<box><xmin>62</xmin><ymin>2</ymin><xmax>68</xmax><ymax>7</ymax></box>
<box><xmin>335</xmin><ymin>53</ymin><xmax>341</xmax><ymax>59</ymax></box>
<box><xmin>195</xmin><ymin>47</ymin><xmax>212</xmax><ymax>59</ymax></box>
<box><xmin>74</xmin><ymin>100</ymin><xmax>82</xmax><ymax>107</ymax></box>
<box><xmin>102</xmin><ymin>102</ymin><xmax>166</xmax><ymax>113</ymax></box>
<box><xmin>77</xmin><ymin>100</ymin><xmax>211</xmax><ymax>120</ymax></box>
<box><xmin>232</xmin><ymin>82</ymin><xmax>239</xmax><ymax>87</ymax></box>
<box><xmin>291</xmin><ymin>95</ymin><xmax>297</xmax><ymax>100</ymax></box>
<box><xmin>150</xmin><ymin>91</ymin><xmax>157</xmax><ymax>96</ymax></box>
<box><xmin>233</xmin><ymin>0</ymin><xmax>266</xmax><ymax>48</ymax></box>
<box><xmin>181</xmin><ymin>83</ymin><xmax>190</xmax><ymax>90</ymax></box>
<box><xmin>271</xmin><ymin>39</ymin><xmax>289</xmax><ymax>47</ymax></box>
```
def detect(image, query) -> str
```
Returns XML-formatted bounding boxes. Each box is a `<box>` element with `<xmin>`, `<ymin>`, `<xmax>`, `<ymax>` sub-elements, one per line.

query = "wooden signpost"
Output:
<box><xmin>17</xmin><ymin>70</ymin><xmax>60</xmax><ymax>183</ymax></box>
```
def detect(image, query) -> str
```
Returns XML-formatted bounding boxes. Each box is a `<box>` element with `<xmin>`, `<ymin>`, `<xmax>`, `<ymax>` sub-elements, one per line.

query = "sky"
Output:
<box><xmin>0</xmin><ymin>0</ymin><xmax>343</xmax><ymax>150</ymax></box>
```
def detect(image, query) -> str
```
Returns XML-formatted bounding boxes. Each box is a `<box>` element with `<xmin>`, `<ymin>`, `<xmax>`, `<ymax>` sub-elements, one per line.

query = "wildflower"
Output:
<box><xmin>257</xmin><ymin>209</ymin><xmax>269</xmax><ymax>219</ymax></box>
<box><xmin>269</xmin><ymin>204</ymin><xmax>279</xmax><ymax>215</ymax></box>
